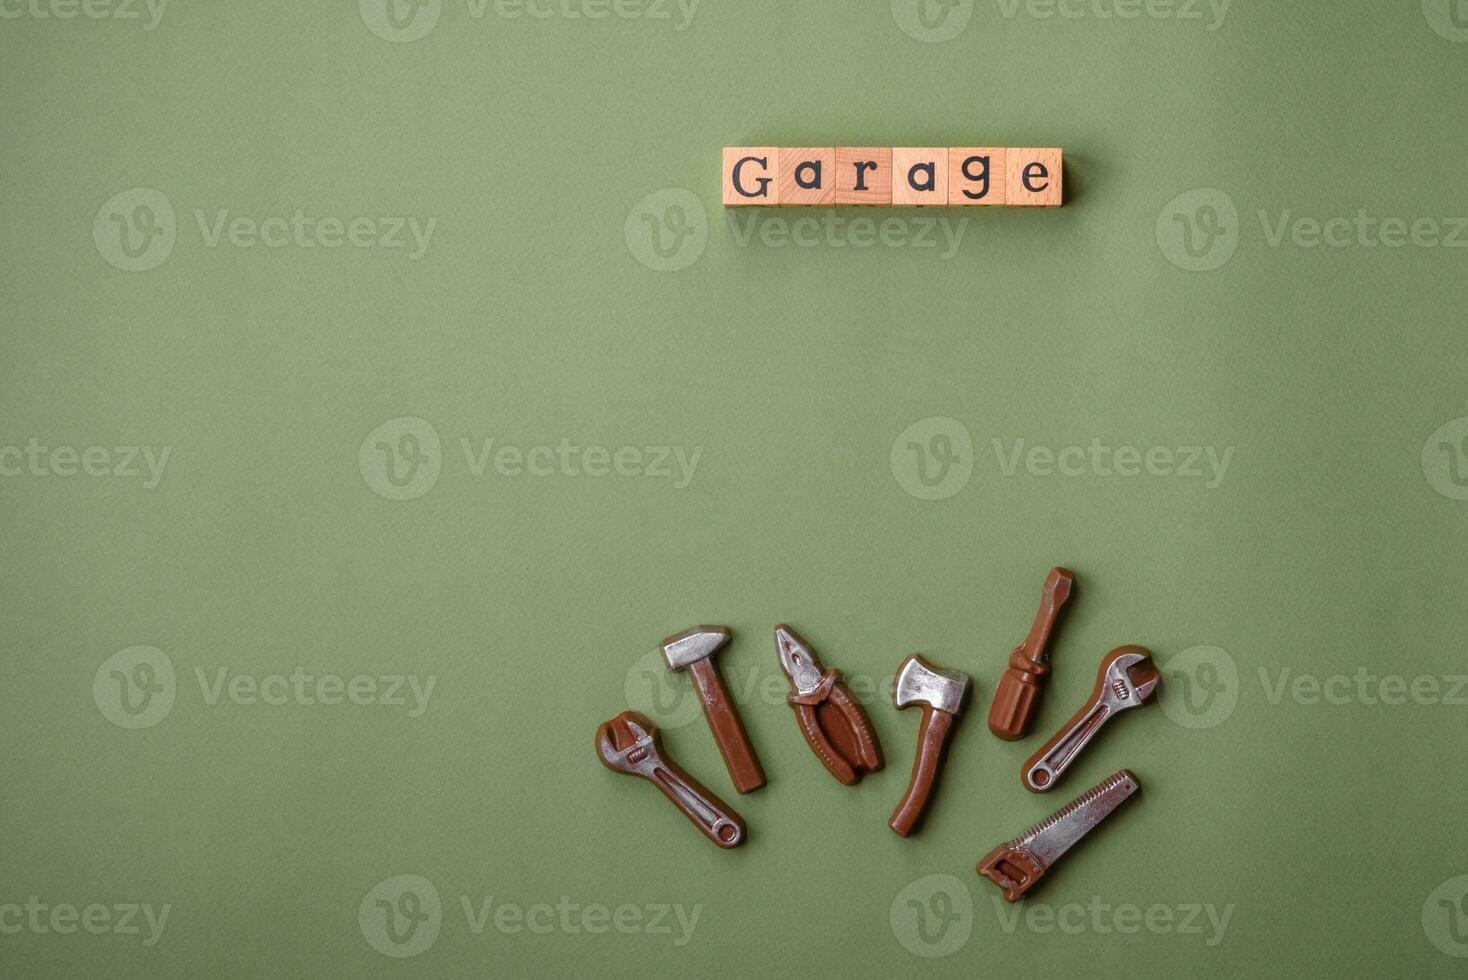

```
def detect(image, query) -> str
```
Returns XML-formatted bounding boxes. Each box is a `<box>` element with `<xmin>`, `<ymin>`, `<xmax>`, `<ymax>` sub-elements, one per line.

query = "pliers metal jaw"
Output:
<box><xmin>775</xmin><ymin>625</ymin><xmax>883</xmax><ymax>785</ymax></box>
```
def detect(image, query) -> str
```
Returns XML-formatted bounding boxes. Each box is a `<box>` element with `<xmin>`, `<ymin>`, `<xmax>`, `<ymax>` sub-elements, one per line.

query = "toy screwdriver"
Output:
<box><xmin>987</xmin><ymin>567</ymin><xmax>1074</xmax><ymax>741</ymax></box>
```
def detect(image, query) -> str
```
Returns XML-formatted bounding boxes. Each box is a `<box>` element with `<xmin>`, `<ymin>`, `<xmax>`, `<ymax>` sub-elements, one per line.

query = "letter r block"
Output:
<box><xmin>723</xmin><ymin>147</ymin><xmax>779</xmax><ymax>206</ymax></box>
<box><xmin>1006</xmin><ymin>148</ymin><xmax>1063</xmax><ymax>207</ymax></box>
<box><xmin>834</xmin><ymin>147</ymin><xmax>892</xmax><ymax>205</ymax></box>
<box><xmin>778</xmin><ymin>148</ymin><xmax>836</xmax><ymax>206</ymax></box>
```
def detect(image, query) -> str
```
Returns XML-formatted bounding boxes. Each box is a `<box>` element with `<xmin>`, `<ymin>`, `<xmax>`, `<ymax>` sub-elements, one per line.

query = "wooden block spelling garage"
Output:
<box><xmin>722</xmin><ymin>146</ymin><xmax>1062</xmax><ymax>208</ymax></box>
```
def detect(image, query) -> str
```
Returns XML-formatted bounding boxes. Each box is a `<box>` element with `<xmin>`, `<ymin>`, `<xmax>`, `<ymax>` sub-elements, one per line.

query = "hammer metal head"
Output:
<box><xmin>893</xmin><ymin>655</ymin><xmax>971</xmax><ymax>716</ymax></box>
<box><xmin>661</xmin><ymin>626</ymin><xmax>731</xmax><ymax>671</ymax></box>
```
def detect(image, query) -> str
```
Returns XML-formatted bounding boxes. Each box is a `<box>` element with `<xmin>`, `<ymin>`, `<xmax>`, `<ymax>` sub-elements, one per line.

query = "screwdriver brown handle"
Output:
<box><xmin>988</xmin><ymin>567</ymin><xmax>1075</xmax><ymax>741</ymax></box>
<box><xmin>646</xmin><ymin>755</ymin><xmax>746</xmax><ymax>848</ymax></box>
<box><xmin>889</xmin><ymin>708</ymin><xmax>955</xmax><ymax>837</ymax></box>
<box><xmin>688</xmin><ymin>659</ymin><xmax>766</xmax><ymax>793</ymax></box>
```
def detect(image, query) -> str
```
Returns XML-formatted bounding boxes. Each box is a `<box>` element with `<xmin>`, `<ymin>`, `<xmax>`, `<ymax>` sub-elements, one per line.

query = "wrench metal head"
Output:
<box><xmin>595</xmin><ymin>710</ymin><xmax>660</xmax><ymax>776</ymax></box>
<box><xmin>1096</xmin><ymin>646</ymin><xmax>1160</xmax><ymax>709</ymax></box>
<box><xmin>774</xmin><ymin>624</ymin><xmax>827</xmax><ymax>697</ymax></box>
<box><xmin>661</xmin><ymin>626</ymin><xmax>731</xmax><ymax>672</ymax></box>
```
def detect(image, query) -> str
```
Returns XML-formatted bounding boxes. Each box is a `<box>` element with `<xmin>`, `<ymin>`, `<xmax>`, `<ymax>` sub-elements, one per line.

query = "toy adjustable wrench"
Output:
<box><xmin>1021</xmin><ymin>646</ymin><xmax>1159</xmax><ymax>792</ymax></box>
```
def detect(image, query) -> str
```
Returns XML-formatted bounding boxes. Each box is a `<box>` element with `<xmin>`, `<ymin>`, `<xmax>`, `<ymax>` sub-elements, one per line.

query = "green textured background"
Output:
<box><xmin>3</xmin><ymin>1</ymin><xmax>1467</xmax><ymax>976</ymax></box>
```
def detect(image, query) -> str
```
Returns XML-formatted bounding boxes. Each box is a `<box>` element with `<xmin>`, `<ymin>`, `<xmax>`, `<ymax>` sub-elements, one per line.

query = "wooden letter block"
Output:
<box><xmin>891</xmin><ymin>148</ymin><xmax>949</xmax><ymax>206</ymax></box>
<box><xmin>834</xmin><ymin>147</ymin><xmax>892</xmax><ymax>206</ymax></box>
<box><xmin>723</xmin><ymin>147</ymin><xmax>779</xmax><ymax>206</ymax></box>
<box><xmin>778</xmin><ymin>148</ymin><xmax>835</xmax><ymax>206</ymax></box>
<box><xmin>1005</xmin><ymin>148</ymin><xmax>1063</xmax><ymax>207</ymax></box>
<box><xmin>948</xmin><ymin>148</ymin><xmax>1007</xmax><ymax>206</ymax></box>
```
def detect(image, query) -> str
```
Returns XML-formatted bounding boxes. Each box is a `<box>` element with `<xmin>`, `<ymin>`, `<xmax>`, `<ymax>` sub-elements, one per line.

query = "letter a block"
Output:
<box><xmin>892</xmin><ymin>148</ymin><xmax>949</xmax><ymax>206</ymax></box>
<box><xmin>723</xmin><ymin>147</ymin><xmax>779</xmax><ymax>206</ymax></box>
<box><xmin>778</xmin><ymin>148</ymin><xmax>836</xmax><ymax>206</ymax></box>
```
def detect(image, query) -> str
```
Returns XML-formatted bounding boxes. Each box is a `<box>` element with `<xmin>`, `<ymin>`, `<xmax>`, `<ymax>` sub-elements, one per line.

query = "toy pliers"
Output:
<box><xmin>775</xmin><ymin>625</ymin><xmax>883</xmax><ymax>785</ymax></box>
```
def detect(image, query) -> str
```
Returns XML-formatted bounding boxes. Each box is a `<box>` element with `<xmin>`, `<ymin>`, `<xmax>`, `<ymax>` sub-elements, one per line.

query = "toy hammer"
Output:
<box><xmin>661</xmin><ymin>626</ymin><xmax>766</xmax><ymax>794</ymax></box>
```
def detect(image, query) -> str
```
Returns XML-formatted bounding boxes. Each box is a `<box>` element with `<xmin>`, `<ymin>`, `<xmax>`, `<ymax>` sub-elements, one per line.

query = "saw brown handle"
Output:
<box><xmin>988</xmin><ymin>567</ymin><xmax>1075</xmax><ymax>741</ymax></box>
<box><xmin>889</xmin><ymin>708</ymin><xmax>955</xmax><ymax>837</ymax></box>
<box><xmin>688</xmin><ymin>659</ymin><xmax>766</xmax><ymax>793</ymax></box>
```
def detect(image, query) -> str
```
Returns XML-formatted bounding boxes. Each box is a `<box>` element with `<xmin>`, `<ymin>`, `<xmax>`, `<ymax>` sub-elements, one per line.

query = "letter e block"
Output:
<box><xmin>1006</xmin><ymin>148</ymin><xmax>1063</xmax><ymax>207</ymax></box>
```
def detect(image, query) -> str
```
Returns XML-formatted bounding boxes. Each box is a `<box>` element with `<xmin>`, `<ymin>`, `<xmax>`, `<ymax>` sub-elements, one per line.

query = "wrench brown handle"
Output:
<box><xmin>889</xmin><ymin>708</ymin><xmax>955</xmax><ymax>837</ymax></box>
<box><xmin>688</xmin><ymin>659</ymin><xmax>766</xmax><ymax>793</ymax></box>
<box><xmin>647</xmin><ymin>757</ymin><xmax>746</xmax><ymax>849</ymax></box>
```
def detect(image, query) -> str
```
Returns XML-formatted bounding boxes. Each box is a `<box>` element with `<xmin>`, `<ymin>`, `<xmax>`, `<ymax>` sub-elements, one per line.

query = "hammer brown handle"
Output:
<box><xmin>688</xmin><ymin>659</ymin><xmax>766</xmax><ymax>793</ymax></box>
<box><xmin>889</xmin><ymin>708</ymin><xmax>955</xmax><ymax>837</ymax></box>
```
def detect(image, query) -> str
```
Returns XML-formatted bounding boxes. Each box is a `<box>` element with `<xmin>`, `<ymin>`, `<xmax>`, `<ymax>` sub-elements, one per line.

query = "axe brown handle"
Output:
<box><xmin>889</xmin><ymin>708</ymin><xmax>955</xmax><ymax>837</ymax></box>
<box><xmin>688</xmin><ymin>659</ymin><xmax>766</xmax><ymax>793</ymax></box>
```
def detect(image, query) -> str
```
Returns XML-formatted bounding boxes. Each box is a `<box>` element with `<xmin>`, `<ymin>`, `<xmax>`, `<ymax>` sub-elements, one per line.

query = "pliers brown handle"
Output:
<box><xmin>776</xmin><ymin>625</ymin><xmax>883</xmax><ymax>785</ymax></box>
